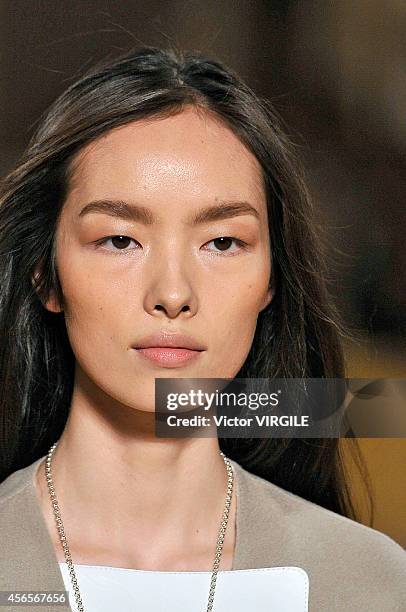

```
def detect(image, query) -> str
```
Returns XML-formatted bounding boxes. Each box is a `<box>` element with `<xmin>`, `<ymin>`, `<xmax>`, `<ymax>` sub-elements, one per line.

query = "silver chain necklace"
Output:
<box><xmin>45</xmin><ymin>442</ymin><xmax>234</xmax><ymax>612</ymax></box>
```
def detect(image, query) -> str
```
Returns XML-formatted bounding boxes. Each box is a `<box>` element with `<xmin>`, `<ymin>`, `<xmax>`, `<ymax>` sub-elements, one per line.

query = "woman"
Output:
<box><xmin>0</xmin><ymin>46</ymin><xmax>405</xmax><ymax>612</ymax></box>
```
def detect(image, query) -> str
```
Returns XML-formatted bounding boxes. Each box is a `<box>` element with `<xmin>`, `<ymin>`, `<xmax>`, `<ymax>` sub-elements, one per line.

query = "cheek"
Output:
<box><xmin>57</xmin><ymin>228</ymin><xmax>121</xmax><ymax>306</ymax></box>
<box><xmin>204</xmin><ymin>274</ymin><xmax>268</xmax><ymax>373</ymax></box>
<box><xmin>218</xmin><ymin>289</ymin><xmax>262</xmax><ymax>340</ymax></box>
<box><xmin>206</xmin><ymin>253</ymin><xmax>270</xmax><ymax>321</ymax></box>
<box><xmin>56</xmin><ymin>247</ymin><xmax>127</xmax><ymax>350</ymax></box>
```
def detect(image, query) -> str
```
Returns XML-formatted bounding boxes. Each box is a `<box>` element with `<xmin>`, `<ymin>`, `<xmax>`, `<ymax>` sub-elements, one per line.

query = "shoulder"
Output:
<box><xmin>0</xmin><ymin>456</ymin><xmax>67</xmax><ymax>595</ymax></box>
<box><xmin>0</xmin><ymin>456</ymin><xmax>44</xmax><ymax>511</ymax></box>
<box><xmin>231</xmin><ymin>459</ymin><xmax>406</xmax><ymax>610</ymax></box>
<box><xmin>234</xmin><ymin>458</ymin><xmax>406</xmax><ymax>560</ymax></box>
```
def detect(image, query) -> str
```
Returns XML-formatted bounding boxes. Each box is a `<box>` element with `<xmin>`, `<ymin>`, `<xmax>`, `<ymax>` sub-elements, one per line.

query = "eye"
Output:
<box><xmin>93</xmin><ymin>235</ymin><xmax>248</xmax><ymax>255</ymax></box>
<box><xmin>94</xmin><ymin>235</ymin><xmax>140</xmax><ymax>252</ymax></box>
<box><xmin>202</xmin><ymin>236</ymin><xmax>248</xmax><ymax>255</ymax></box>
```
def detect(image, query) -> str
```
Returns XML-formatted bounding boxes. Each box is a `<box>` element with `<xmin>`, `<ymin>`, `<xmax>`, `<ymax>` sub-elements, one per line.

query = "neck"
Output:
<box><xmin>35</xmin><ymin>382</ymin><xmax>237</xmax><ymax>571</ymax></box>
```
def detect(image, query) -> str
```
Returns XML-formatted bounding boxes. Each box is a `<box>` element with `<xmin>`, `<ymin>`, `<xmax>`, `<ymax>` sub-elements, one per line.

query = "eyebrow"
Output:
<box><xmin>77</xmin><ymin>199</ymin><xmax>260</xmax><ymax>225</ymax></box>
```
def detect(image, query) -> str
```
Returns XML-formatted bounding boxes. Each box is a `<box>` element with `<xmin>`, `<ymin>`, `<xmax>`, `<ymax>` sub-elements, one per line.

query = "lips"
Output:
<box><xmin>133</xmin><ymin>330</ymin><xmax>206</xmax><ymax>351</ymax></box>
<box><xmin>132</xmin><ymin>330</ymin><xmax>206</xmax><ymax>367</ymax></box>
<box><xmin>135</xmin><ymin>347</ymin><xmax>202</xmax><ymax>367</ymax></box>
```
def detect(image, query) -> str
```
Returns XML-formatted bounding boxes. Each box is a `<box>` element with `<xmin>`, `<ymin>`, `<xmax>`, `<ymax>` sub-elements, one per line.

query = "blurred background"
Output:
<box><xmin>0</xmin><ymin>1</ymin><xmax>405</xmax><ymax>545</ymax></box>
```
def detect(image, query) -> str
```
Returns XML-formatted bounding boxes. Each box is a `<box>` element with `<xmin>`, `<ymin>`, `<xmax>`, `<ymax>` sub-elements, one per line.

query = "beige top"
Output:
<box><xmin>0</xmin><ymin>454</ymin><xmax>405</xmax><ymax>611</ymax></box>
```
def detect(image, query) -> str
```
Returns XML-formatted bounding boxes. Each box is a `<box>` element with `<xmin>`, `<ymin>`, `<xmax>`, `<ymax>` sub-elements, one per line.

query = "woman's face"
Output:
<box><xmin>47</xmin><ymin>106</ymin><xmax>273</xmax><ymax>412</ymax></box>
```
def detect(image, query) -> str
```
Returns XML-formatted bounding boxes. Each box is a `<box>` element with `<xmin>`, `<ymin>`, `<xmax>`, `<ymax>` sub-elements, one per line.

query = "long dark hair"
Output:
<box><xmin>0</xmin><ymin>46</ymin><xmax>372</xmax><ymax>523</ymax></box>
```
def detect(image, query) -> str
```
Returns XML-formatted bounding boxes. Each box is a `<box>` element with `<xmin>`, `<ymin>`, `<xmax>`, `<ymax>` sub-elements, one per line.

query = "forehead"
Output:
<box><xmin>67</xmin><ymin>106</ymin><xmax>265</xmax><ymax>204</ymax></box>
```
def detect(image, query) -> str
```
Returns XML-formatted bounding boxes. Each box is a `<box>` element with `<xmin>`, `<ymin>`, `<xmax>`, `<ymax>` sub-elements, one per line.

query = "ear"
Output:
<box><xmin>43</xmin><ymin>291</ymin><xmax>64</xmax><ymax>314</ymax></box>
<box><xmin>31</xmin><ymin>264</ymin><xmax>63</xmax><ymax>313</ymax></box>
<box><xmin>259</xmin><ymin>275</ymin><xmax>275</xmax><ymax>312</ymax></box>
<box><xmin>259</xmin><ymin>287</ymin><xmax>273</xmax><ymax>312</ymax></box>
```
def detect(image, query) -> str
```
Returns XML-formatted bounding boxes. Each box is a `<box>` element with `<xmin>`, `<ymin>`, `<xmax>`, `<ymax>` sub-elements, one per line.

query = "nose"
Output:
<box><xmin>153</xmin><ymin>301</ymin><xmax>193</xmax><ymax>318</ymax></box>
<box><xmin>143</xmin><ymin>250</ymin><xmax>198</xmax><ymax>320</ymax></box>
